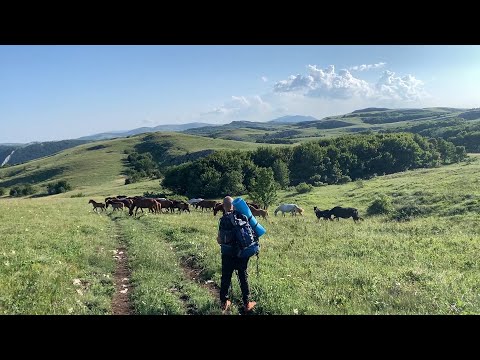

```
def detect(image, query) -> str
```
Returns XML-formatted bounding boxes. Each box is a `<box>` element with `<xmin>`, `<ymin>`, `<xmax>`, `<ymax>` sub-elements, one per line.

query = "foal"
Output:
<box><xmin>88</xmin><ymin>199</ymin><xmax>106</xmax><ymax>212</ymax></box>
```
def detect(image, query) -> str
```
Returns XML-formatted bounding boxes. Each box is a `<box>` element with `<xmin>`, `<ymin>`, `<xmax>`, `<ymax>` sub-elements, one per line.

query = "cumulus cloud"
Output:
<box><xmin>274</xmin><ymin>65</ymin><xmax>373</xmax><ymax>99</ymax></box>
<box><xmin>375</xmin><ymin>70</ymin><xmax>425</xmax><ymax>101</ymax></box>
<box><xmin>349</xmin><ymin>62</ymin><xmax>386</xmax><ymax>71</ymax></box>
<box><xmin>274</xmin><ymin>64</ymin><xmax>426</xmax><ymax>102</ymax></box>
<box><xmin>261</xmin><ymin>76</ymin><xmax>268</xmax><ymax>82</ymax></box>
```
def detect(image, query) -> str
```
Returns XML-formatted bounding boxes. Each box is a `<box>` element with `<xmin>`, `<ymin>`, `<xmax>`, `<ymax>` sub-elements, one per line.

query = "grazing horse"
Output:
<box><xmin>176</xmin><ymin>202</ymin><xmax>190</xmax><ymax>213</ymax></box>
<box><xmin>197</xmin><ymin>200</ymin><xmax>218</xmax><ymax>212</ymax></box>
<box><xmin>89</xmin><ymin>199</ymin><xmax>106</xmax><ymax>212</ymax></box>
<box><xmin>313</xmin><ymin>206</ymin><xmax>332</xmax><ymax>220</ymax></box>
<box><xmin>329</xmin><ymin>206</ymin><xmax>363</xmax><ymax>222</ymax></box>
<box><xmin>128</xmin><ymin>198</ymin><xmax>159</xmax><ymax>217</ymax></box>
<box><xmin>248</xmin><ymin>205</ymin><xmax>268</xmax><ymax>220</ymax></box>
<box><xmin>246</xmin><ymin>202</ymin><xmax>261</xmax><ymax>210</ymax></box>
<box><xmin>293</xmin><ymin>206</ymin><xmax>304</xmax><ymax>216</ymax></box>
<box><xmin>157</xmin><ymin>199</ymin><xmax>174</xmax><ymax>213</ymax></box>
<box><xmin>213</xmin><ymin>202</ymin><xmax>225</xmax><ymax>216</ymax></box>
<box><xmin>274</xmin><ymin>204</ymin><xmax>303</xmax><ymax>217</ymax></box>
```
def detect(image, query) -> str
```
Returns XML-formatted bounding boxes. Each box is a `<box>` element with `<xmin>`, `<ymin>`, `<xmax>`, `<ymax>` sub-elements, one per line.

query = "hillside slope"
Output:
<box><xmin>0</xmin><ymin>132</ymin><xmax>278</xmax><ymax>192</ymax></box>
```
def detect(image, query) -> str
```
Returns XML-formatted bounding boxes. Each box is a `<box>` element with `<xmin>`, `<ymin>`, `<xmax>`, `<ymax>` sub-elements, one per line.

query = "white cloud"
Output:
<box><xmin>375</xmin><ymin>70</ymin><xmax>426</xmax><ymax>101</ymax></box>
<box><xmin>349</xmin><ymin>62</ymin><xmax>386</xmax><ymax>71</ymax></box>
<box><xmin>261</xmin><ymin>76</ymin><xmax>268</xmax><ymax>82</ymax></box>
<box><xmin>273</xmin><ymin>64</ymin><xmax>426</xmax><ymax>102</ymax></box>
<box><xmin>274</xmin><ymin>65</ymin><xmax>373</xmax><ymax>99</ymax></box>
<box><xmin>198</xmin><ymin>64</ymin><xmax>429</xmax><ymax>124</ymax></box>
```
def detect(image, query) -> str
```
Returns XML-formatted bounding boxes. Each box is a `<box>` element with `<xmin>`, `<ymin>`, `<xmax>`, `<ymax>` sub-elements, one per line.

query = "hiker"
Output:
<box><xmin>217</xmin><ymin>196</ymin><xmax>257</xmax><ymax>313</ymax></box>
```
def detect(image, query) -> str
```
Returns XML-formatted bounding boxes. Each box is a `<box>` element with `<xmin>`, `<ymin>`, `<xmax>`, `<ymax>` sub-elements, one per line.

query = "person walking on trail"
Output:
<box><xmin>217</xmin><ymin>196</ymin><xmax>257</xmax><ymax>313</ymax></box>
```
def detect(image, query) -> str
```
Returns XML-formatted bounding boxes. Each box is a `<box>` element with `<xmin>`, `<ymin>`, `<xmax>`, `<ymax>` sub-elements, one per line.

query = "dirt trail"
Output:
<box><xmin>111</xmin><ymin>229</ymin><xmax>133</xmax><ymax>315</ymax></box>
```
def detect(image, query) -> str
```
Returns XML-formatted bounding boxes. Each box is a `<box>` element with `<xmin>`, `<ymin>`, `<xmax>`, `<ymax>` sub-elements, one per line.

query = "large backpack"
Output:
<box><xmin>220</xmin><ymin>212</ymin><xmax>259</xmax><ymax>258</ymax></box>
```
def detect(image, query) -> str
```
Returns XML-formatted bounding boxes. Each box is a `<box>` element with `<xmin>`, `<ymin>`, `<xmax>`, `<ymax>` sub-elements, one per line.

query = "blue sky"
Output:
<box><xmin>1</xmin><ymin>45</ymin><xmax>479</xmax><ymax>143</ymax></box>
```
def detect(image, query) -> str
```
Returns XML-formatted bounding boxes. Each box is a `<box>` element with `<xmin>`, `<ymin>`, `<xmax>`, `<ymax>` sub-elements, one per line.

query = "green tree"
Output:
<box><xmin>272</xmin><ymin>159</ymin><xmax>290</xmax><ymax>188</ymax></box>
<box><xmin>249</xmin><ymin>167</ymin><xmax>278</xmax><ymax>210</ymax></box>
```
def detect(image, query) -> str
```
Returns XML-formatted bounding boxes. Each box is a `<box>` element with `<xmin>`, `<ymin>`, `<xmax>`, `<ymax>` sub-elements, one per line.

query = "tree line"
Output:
<box><xmin>161</xmin><ymin>132</ymin><xmax>466</xmax><ymax>199</ymax></box>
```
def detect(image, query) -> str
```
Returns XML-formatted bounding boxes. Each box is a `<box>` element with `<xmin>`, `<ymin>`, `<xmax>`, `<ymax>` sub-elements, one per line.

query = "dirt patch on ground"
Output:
<box><xmin>182</xmin><ymin>255</ymin><xmax>220</xmax><ymax>299</ymax></box>
<box><xmin>112</xmin><ymin>245</ymin><xmax>134</xmax><ymax>315</ymax></box>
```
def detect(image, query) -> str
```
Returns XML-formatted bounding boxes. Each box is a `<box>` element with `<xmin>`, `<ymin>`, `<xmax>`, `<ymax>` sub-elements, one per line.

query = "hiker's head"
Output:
<box><xmin>223</xmin><ymin>196</ymin><xmax>234</xmax><ymax>212</ymax></box>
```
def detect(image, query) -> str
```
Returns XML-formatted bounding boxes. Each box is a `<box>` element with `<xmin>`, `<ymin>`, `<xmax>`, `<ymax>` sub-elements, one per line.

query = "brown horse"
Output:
<box><xmin>213</xmin><ymin>202</ymin><xmax>225</xmax><ymax>216</ymax></box>
<box><xmin>128</xmin><ymin>198</ymin><xmax>160</xmax><ymax>217</ymax></box>
<box><xmin>197</xmin><ymin>200</ymin><xmax>218</xmax><ymax>212</ymax></box>
<box><xmin>248</xmin><ymin>205</ymin><xmax>268</xmax><ymax>220</ymax></box>
<box><xmin>89</xmin><ymin>199</ymin><xmax>106</xmax><ymax>212</ymax></box>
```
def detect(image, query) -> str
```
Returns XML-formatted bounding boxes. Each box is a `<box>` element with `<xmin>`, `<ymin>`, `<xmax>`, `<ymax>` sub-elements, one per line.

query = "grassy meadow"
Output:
<box><xmin>0</xmin><ymin>151</ymin><xmax>479</xmax><ymax>314</ymax></box>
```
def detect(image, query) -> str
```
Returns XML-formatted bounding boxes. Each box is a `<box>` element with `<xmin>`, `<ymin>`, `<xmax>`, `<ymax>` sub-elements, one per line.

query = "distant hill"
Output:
<box><xmin>458</xmin><ymin>109</ymin><xmax>480</xmax><ymax>120</ymax></box>
<box><xmin>351</xmin><ymin>107</ymin><xmax>391</xmax><ymax>113</ymax></box>
<box><xmin>0</xmin><ymin>140</ymin><xmax>91</xmax><ymax>166</ymax></box>
<box><xmin>77</xmin><ymin>122</ymin><xmax>214</xmax><ymax>141</ymax></box>
<box><xmin>0</xmin><ymin>131</ymin><xmax>277</xmax><ymax>191</ymax></box>
<box><xmin>269</xmin><ymin>115</ymin><xmax>319</xmax><ymax>123</ymax></box>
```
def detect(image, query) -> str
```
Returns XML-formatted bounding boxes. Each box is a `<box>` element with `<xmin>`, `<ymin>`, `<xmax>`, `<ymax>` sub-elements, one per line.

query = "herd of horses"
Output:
<box><xmin>88</xmin><ymin>196</ymin><xmax>363</xmax><ymax>222</ymax></box>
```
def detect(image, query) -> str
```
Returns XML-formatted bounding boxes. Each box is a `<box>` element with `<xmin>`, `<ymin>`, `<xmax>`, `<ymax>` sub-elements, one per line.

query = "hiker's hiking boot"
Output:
<box><xmin>221</xmin><ymin>300</ymin><xmax>232</xmax><ymax>313</ymax></box>
<box><xmin>244</xmin><ymin>301</ymin><xmax>256</xmax><ymax>313</ymax></box>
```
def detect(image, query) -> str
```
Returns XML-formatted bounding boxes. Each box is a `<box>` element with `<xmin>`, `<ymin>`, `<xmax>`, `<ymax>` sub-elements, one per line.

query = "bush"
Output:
<box><xmin>70</xmin><ymin>193</ymin><xmax>85</xmax><ymax>198</ymax></box>
<box><xmin>367</xmin><ymin>195</ymin><xmax>393</xmax><ymax>215</ymax></box>
<box><xmin>313</xmin><ymin>181</ymin><xmax>327</xmax><ymax>187</ymax></box>
<box><xmin>338</xmin><ymin>175</ymin><xmax>352</xmax><ymax>184</ymax></box>
<box><xmin>9</xmin><ymin>184</ymin><xmax>36</xmax><ymax>197</ymax></box>
<box><xmin>0</xmin><ymin>187</ymin><xmax>4</xmax><ymax>196</ymax></box>
<box><xmin>46</xmin><ymin>180</ymin><xmax>72</xmax><ymax>195</ymax></box>
<box><xmin>354</xmin><ymin>180</ymin><xmax>364</xmax><ymax>189</ymax></box>
<box><xmin>296</xmin><ymin>182</ymin><xmax>314</xmax><ymax>194</ymax></box>
<box><xmin>391</xmin><ymin>204</ymin><xmax>432</xmax><ymax>221</ymax></box>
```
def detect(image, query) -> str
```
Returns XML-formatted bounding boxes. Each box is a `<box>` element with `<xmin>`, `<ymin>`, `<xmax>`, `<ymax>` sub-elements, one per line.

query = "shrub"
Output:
<box><xmin>367</xmin><ymin>195</ymin><xmax>393</xmax><ymax>215</ymax></box>
<box><xmin>391</xmin><ymin>204</ymin><xmax>432</xmax><ymax>221</ymax></box>
<box><xmin>338</xmin><ymin>175</ymin><xmax>352</xmax><ymax>184</ymax></box>
<box><xmin>46</xmin><ymin>180</ymin><xmax>72</xmax><ymax>195</ymax></box>
<box><xmin>9</xmin><ymin>184</ymin><xmax>36</xmax><ymax>197</ymax></box>
<box><xmin>296</xmin><ymin>182</ymin><xmax>314</xmax><ymax>194</ymax></box>
<box><xmin>70</xmin><ymin>193</ymin><xmax>85</xmax><ymax>198</ymax></box>
<box><xmin>354</xmin><ymin>180</ymin><xmax>365</xmax><ymax>189</ymax></box>
<box><xmin>0</xmin><ymin>187</ymin><xmax>5</xmax><ymax>196</ymax></box>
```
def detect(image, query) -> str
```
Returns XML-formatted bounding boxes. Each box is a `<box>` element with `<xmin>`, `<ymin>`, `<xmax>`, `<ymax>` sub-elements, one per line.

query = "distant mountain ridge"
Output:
<box><xmin>269</xmin><ymin>115</ymin><xmax>319</xmax><ymax>123</ymax></box>
<box><xmin>77</xmin><ymin>122</ymin><xmax>214</xmax><ymax>141</ymax></box>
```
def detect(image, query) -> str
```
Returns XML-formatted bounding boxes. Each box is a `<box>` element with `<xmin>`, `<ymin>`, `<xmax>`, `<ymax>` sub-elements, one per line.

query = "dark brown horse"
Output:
<box><xmin>129</xmin><ymin>198</ymin><xmax>160</xmax><ymax>217</ymax></box>
<box><xmin>197</xmin><ymin>200</ymin><xmax>218</xmax><ymax>212</ymax></box>
<box><xmin>213</xmin><ymin>202</ymin><xmax>225</xmax><ymax>216</ymax></box>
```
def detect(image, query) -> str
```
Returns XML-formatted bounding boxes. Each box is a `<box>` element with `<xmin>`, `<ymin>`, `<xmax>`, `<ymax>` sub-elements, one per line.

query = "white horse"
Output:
<box><xmin>187</xmin><ymin>198</ymin><xmax>204</xmax><ymax>205</ymax></box>
<box><xmin>274</xmin><ymin>204</ymin><xmax>304</xmax><ymax>217</ymax></box>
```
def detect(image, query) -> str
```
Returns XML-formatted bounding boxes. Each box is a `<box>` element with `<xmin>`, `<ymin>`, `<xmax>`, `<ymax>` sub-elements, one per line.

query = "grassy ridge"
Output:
<box><xmin>0</xmin><ymin>132</ymin><xmax>277</xmax><ymax>193</ymax></box>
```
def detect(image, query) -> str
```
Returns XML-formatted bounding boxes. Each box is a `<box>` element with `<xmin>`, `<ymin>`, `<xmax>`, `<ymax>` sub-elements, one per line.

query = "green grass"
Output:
<box><xmin>0</xmin><ymin>197</ymin><xmax>117</xmax><ymax>314</ymax></box>
<box><xmin>1</xmin><ymin>150</ymin><xmax>479</xmax><ymax>314</ymax></box>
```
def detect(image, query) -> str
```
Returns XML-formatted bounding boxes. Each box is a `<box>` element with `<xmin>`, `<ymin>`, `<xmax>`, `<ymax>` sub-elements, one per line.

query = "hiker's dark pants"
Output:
<box><xmin>220</xmin><ymin>255</ymin><xmax>250</xmax><ymax>305</ymax></box>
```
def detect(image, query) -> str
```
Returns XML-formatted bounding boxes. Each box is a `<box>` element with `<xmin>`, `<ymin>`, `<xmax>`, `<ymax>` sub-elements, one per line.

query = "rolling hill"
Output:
<box><xmin>0</xmin><ymin>132</ymin><xmax>279</xmax><ymax>193</ymax></box>
<box><xmin>183</xmin><ymin>107</ymin><xmax>468</xmax><ymax>143</ymax></box>
<box><xmin>77</xmin><ymin>122</ymin><xmax>214</xmax><ymax>141</ymax></box>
